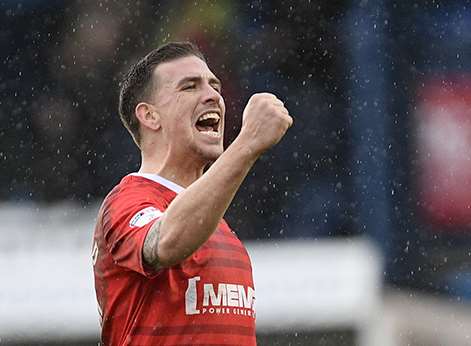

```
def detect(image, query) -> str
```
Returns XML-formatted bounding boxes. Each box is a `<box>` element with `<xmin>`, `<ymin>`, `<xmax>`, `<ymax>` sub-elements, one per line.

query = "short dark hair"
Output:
<box><xmin>118</xmin><ymin>41</ymin><xmax>206</xmax><ymax>146</ymax></box>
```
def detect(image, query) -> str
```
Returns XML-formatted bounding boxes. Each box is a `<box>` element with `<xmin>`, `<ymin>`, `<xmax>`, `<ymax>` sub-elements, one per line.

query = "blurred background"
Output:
<box><xmin>2</xmin><ymin>0</ymin><xmax>471</xmax><ymax>345</ymax></box>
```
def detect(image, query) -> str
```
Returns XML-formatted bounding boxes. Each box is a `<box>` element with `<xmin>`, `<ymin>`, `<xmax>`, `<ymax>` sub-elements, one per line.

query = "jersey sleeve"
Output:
<box><xmin>102</xmin><ymin>187</ymin><xmax>167</xmax><ymax>277</ymax></box>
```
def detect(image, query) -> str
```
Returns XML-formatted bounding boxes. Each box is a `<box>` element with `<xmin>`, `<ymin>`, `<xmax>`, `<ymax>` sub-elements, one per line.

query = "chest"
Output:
<box><xmin>179</xmin><ymin>223</ymin><xmax>253</xmax><ymax>283</ymax></box>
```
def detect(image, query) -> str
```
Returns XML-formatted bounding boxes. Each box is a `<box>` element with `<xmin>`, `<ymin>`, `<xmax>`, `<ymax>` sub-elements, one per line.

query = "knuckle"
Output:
<box><xmin>262</xmin><ymin>99</ymin><xmax>272</xmax><ymax>109</ymax></box>
<box><xmin>277</xmin><ymin>107</ymin><xmax>286</xmax><ymax>115</ymax></box>
<box><xmin>248</xmin><ymin>94</ymin><xmax>258</xmax><ymax>103</ymax></box>
<box><xmin>253</xmin><ymin>92</ymin><xmax>268</xmax><ymax>99</ymax></box>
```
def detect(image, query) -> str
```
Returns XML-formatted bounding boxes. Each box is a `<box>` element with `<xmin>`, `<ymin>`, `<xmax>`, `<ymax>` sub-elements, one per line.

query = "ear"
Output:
<box><xmin>135</xmin><ymin>102</ymin><xmax>161</xmax><ymax>131</ymax></box>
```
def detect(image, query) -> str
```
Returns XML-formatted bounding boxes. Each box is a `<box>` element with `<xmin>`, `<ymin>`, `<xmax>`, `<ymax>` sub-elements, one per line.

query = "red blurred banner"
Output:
<box><xmin>416</xmin><ymin>77</ymin><xmax>471</xmax><ymax>229</ymax></box>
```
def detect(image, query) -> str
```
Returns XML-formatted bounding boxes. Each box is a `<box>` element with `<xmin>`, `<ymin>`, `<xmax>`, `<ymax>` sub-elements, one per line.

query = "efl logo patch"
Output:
<box><xmin>129</xmin><ymin>206</ymin><xmax>163</xmax><ymax>227</ymax></box>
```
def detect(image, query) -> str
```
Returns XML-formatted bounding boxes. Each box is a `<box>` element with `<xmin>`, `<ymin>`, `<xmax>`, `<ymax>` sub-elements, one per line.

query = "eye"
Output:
<box><xmin>182</xmin><ymin>84</ymin><xmax>196</xmax><ymax>91</ymax></box>
<box><xmin>212</xmin><ymin>84</ymin><xmax>222</xmax><ymax>94</ymax></box>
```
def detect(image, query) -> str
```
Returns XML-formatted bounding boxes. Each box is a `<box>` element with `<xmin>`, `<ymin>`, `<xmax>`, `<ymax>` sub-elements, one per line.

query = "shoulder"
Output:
<box><xmin>97</xmin><ymin>176</ymin><xmax>169</xmax><ymax>236</ymax></box>
<box><xmin>101</xmin><ymin>175</ymin><xmax>170</xmax><ymax>216</ymax></box>
<box><xmin>109</xmin><ymin>175</ymin><xmax>168</xmax><ymax>200</ymax></box>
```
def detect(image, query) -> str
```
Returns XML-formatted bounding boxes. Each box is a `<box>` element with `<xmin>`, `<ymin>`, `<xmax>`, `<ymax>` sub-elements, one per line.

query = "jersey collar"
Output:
<box><xmin>129</xmin><ymin>172</ymin><xmax>185</xmax><ymax>194</ymax></box>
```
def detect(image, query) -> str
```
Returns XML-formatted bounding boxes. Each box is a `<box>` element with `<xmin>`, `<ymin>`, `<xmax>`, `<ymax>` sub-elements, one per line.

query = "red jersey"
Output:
<box><xmin>92</xmin><ymin>173</ymin><xmax>256</xmax><ymax>346</ymax></box>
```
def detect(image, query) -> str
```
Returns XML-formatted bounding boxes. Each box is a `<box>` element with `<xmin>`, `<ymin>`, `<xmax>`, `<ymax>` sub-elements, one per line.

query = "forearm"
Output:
<box><xmin>155</xmin><ymin>138</ymin><xmax>257</xmax><ymax>267</ymax></box>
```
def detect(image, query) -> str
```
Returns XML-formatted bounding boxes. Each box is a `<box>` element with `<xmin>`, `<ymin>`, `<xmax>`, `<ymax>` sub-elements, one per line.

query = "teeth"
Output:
<box><xmin>198</xmin><ymin>113</ymin><xmax>220</xmax><ymax>122</ymax></box>
<box><xmin>201</xmin><ymin>130</ymin><xmax>220</xmax><ymax>137</ymax></box>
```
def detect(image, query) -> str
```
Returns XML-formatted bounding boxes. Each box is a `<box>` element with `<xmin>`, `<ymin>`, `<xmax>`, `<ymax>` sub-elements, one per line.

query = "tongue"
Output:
<box><xmin>196</xmin><ymin>125</ymin><xmax>214</xmax><ymax>132</ymax></box>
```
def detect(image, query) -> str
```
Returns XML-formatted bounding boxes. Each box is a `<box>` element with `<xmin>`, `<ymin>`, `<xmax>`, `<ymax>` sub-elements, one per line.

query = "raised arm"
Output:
<box><xmin>143</xmin><ymin>93</ymin><xmax>293</xmax><ymax>269</ymax></box>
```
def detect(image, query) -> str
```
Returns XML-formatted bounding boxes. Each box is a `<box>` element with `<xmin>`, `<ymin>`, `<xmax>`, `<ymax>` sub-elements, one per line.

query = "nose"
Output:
<box><xmin>201</xmin><ymin>83</ymin><xmax>222</xmax><ymax>105</ymax></box>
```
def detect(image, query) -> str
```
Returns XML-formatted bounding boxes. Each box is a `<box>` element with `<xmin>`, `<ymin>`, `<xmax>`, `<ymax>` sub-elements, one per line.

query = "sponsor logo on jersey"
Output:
<box><xmin>129</xmin><ymin>206</ymin><xmax>163</xmax><ymax>227</ymax></box>
<box><xmin>185</xmin><ymin>276</ymin><xmax>256</xmax><ymax>318</ymax></box>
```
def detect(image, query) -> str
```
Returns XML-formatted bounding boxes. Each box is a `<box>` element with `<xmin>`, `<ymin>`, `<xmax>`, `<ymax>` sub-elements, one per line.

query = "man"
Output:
<box><xmin>92</xmin><ymin>41</ymin><xmax>292</xmax><ymax>345</ymax></box>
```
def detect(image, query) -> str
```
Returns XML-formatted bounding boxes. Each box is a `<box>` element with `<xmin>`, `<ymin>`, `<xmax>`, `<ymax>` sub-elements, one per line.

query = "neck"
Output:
<box><xmin>139</xmin><ymin>149</ymin><xmax>207</xmax><ymax>188</ymax></box>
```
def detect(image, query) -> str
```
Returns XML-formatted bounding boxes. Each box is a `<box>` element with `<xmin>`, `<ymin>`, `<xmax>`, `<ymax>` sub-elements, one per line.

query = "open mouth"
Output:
<box><xmin>195</xmin><ymin>112</ymin><xmax>220</xmax><ymax>137</ymax></box>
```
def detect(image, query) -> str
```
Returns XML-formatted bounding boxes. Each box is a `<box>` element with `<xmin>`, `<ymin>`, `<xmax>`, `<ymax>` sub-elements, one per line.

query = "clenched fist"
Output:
<box><xmin>238</xmin><ymin>93</ymin><xmax>293</xmax><ymax>156</ymax></box>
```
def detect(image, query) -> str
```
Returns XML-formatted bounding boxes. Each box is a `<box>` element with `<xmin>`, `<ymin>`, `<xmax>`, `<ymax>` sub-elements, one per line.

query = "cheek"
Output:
<box><xmin>219</xmin><ymin>99</ymin><xmax>226</xmax><ymax>123</ymax></box>
<box><xmin>219</xmin><ymin>97</ymin><xmax>226</xmax><ymax>111</ymax></box>
<box><xmin>161</xmin><ymin>96</ymin><xmax>193</xmax><ymax>129</ymax></box>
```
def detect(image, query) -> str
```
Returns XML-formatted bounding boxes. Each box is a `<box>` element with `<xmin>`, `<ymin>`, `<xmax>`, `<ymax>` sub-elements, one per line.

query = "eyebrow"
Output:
<box><xmin>176</xmin><ymin>76</ymin><xmax>222</xmax><ymax>88</ymax></box>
